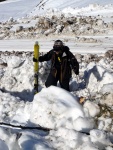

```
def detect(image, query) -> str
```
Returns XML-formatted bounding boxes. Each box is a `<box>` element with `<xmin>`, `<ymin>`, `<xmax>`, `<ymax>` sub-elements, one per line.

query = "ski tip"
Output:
<box><xmin>35</xmin><ymin>41</ymin><xmax>39</xmax><ymax>45</ymax></box>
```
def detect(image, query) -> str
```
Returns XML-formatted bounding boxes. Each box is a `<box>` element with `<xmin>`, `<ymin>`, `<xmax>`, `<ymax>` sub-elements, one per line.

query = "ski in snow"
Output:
<box><xmin>33</xmin><ymin>41</ymin><xmax>39</xmax><ymax>94</ymax></box>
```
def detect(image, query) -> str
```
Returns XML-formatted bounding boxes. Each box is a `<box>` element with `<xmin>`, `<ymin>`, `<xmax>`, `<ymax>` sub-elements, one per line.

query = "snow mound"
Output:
<box><xmin>30</xmin><ymin>86</ymin><xmax>85</xmax><ymax>129</ymax></box>
<box><xmin>84</xmin><ymin>100</ymin><xmax>100</xmax><ymax>117</ymax></box>
<box><xmin>85</xmin><ymin>65</ymin><xmax>113</xmax><ymax>93</ymax></box>
<box><xmin>73</xmin><ymin>117</ymin><xmax>95</xmax><ymax>133</ymax></box>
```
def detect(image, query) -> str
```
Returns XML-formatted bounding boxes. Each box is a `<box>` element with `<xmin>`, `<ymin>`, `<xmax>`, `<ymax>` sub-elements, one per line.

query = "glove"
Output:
<box><xmin>38</xmin><ymin>56</ymin><xmax>44</xmax><ymax>62</ymax></box>
<box><xmin>33</xmin><ymin>57</ymin><xmax>38</xmax><ymax>62</ymax></box>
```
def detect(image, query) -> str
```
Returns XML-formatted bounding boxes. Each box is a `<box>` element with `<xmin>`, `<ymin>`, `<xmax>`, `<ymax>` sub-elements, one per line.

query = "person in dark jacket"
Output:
<box><xmin>34</xmin><ymin>40</ymin><xmax>79</xmax><ymax>91</ymax></box>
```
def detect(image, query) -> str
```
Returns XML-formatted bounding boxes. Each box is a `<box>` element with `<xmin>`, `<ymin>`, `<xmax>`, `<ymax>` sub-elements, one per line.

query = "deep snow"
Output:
<box><xmin>0</xmin><ymin>0</ymin><xmax>113</xmax><ymax>150</ymax></box>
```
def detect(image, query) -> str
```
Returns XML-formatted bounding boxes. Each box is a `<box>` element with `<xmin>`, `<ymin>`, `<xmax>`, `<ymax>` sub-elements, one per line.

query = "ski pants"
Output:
<box><xmin>45</xmin><ymin>72</ymin><xmax>70</xmax><ymax>91</ymax></box>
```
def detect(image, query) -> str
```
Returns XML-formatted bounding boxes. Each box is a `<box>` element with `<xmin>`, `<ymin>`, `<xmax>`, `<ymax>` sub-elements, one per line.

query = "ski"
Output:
<box><xmin>0</xmin><ymin>122</ymin><xmax>50</xmax><ymax>131</ymax></box>
<box><xmin>33</xmin><ymin>41</ymin><xmax>39</xmax><ymax>94</ymax></box>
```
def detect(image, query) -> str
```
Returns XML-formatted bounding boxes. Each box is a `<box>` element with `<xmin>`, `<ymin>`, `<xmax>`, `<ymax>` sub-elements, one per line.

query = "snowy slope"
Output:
<box><xmin>0</xmin><ymin>0</ymin><xmax>39</xmax><ymax>21</ymax></box>
<box><xmin>0</xmin><ymin>0</ymin><xmax>113</xmax><ymax>21</ymax></box>
<box><xmin>37</xmin><ymin>0</ymin><xmax>113</xmax><ymax>9</ymax></box>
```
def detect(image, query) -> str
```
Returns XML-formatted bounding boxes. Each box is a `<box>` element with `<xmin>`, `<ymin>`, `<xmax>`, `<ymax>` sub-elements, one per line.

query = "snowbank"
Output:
<box><xmin>30</xmin><ymin>86</ymin><xmax>85</xmax><ymax>129</ymax></box>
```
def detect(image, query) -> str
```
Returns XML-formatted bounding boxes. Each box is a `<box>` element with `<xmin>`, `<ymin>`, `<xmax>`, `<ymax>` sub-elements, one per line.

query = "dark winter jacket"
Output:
<box><xmin>39</xmin><ymin>46</ymin><xmax>79</xmax><ymax>82</ymax></box>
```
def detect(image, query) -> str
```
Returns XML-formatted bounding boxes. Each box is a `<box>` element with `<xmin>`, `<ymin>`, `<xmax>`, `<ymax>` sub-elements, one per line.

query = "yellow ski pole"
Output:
<box><xmin>34</xmin><ymin>41</ymin><xmax>39</xmax><ymax>94</ymax></box>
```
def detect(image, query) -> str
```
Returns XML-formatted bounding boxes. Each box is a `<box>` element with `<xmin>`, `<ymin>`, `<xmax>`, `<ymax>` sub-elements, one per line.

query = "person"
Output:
<box><xmin>33</xmin><ymin>40</ymin><xmax>79</xmax><ymax>91</ymax></box>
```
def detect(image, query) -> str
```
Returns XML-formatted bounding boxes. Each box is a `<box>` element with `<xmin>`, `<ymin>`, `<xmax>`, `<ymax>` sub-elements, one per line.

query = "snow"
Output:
<box><xmin>30</xmin><ymin>86</ymin><xmax>84</xmax><ymax>129</ymax></box>
<box><xmin>83</xmin><ymin>100</ymin><xmax>100</xmax><ymax>117</ymax></box>
<box><xmin>0</xmin><ymin>139</ymin><xmax>9</xmax><ymax>150</ymax></box>
<box><xmin>1</xmin><ymin>0</ymin><xmax>113</xmax><ymax>22</ymax></box>
<box><xmin>90</xmin><ymin>129</ymin><xmax>113</xmax><ymax>149</ymax></box>
<box><xmin>0</xmin><ymin>0</ymin><xmax>113</xmax><ymax>150</ymax></box>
